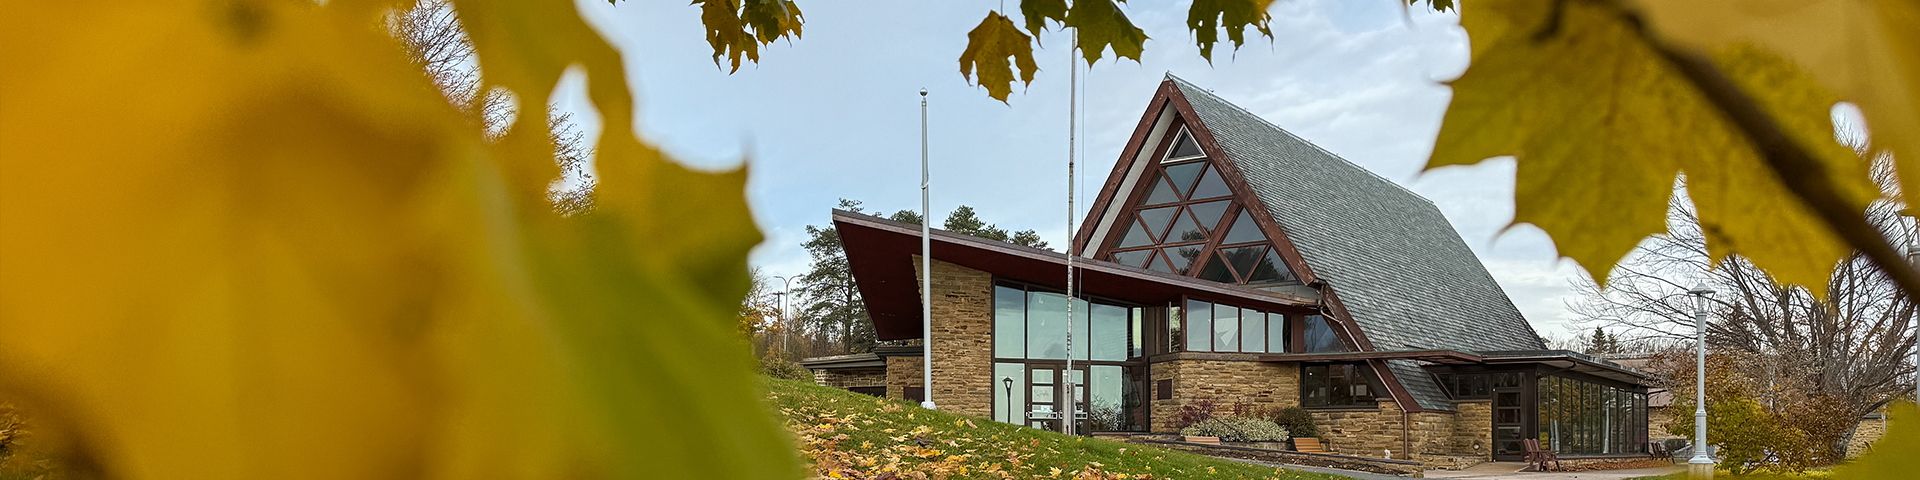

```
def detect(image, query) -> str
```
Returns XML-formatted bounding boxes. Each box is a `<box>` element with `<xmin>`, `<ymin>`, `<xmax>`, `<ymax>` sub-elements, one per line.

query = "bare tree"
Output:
<box><xmin>392</xmin><ymin>0</ymin><xmax>594</xmax><ymax>212</ymax></box>
<box><xmin>1571</xmin><ymin>154</ymin><xmax>1917</xmax><ymax>457</ymax></box>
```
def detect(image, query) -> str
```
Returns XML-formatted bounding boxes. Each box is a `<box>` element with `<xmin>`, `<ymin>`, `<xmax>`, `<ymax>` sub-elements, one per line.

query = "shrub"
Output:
<box><xmin>1180</xmin><ymin>416</ymin><xmax>1289</xmax><ymax>443</ymax></box>
<box><xmin>1173</xmin><ymin>399</ymin><xmax>1220</xmax><ymax>429</ymax></box>
<box><xmin>759</xmin><ymin>355</ymin><xmax>812</xmax><ymax>381</ymax></box>
<box><xmin>1271</xmin><ymin>406</ymin><xmax>1319</xmax><ymax>439</ymax></box>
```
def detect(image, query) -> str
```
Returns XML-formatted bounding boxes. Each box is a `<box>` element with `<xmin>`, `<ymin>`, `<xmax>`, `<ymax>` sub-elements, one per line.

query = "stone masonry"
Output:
<box><xmin>817</xmin><ymin>370</ymin><xmax>886</xmax><ymax>389</ymax></box>
<box><xmin>886</xmin><ymin>356</ymin><xmax>922</xmax><ymax>401</ymax></box>
<box><xmin>1310</xmin><ymin>399</ymin><xmax>1480</xmax><ymax>462</ymax></box>
<box><xmin>1449</xmin><ymin>401</ymin><xmax>1493</xmax><ymax>460</ymax></box>
<box><xmin>896</xmin><ymin>256</ymin><xmax>994</xmax><ymax>418</ymax></box>
<box><xmin>1149</xmin><ymin>356</ymin><xmax>1300</xmax><ymax>432</ymax></box>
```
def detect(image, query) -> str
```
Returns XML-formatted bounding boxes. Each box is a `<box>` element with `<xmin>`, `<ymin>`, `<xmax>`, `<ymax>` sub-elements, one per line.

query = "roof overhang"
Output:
<box><xmin>1473</xmin><ymin>350</ymin><xmax>1653</xmax><ymax>384</ymax></box>
<box><xmin>1258</xmin><ymin>349</ymin><xmax>1485</xmax><ymax>365</ymax></box>
<box><xmin>798</xmin><ymin>353</ymin><xmax>886</xmax><ymax>371</ymax></box>
<box><xmin>836</xmin><ymin>210</ymin><xmax>1315</xmax><ymax>341</ymax></box>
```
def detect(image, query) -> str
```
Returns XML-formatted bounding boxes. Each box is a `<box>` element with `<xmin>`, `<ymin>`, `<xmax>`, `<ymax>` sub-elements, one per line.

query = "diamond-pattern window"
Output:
<box><xmin>1100</xmin><ymin>124</ymin><xmax>1301</xmax><ymax>286</ymax></box>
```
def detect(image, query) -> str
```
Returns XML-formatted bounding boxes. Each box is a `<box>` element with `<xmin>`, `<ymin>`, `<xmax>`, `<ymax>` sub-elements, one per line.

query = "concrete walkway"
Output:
<box><xmin>1423</xmin><ymin>462</ymin><xmax>1683</xmax><ymax>480</ymax></box>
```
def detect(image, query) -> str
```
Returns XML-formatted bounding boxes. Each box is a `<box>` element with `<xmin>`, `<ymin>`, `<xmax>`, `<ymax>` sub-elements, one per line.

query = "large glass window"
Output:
<box><xmin>1028</xmin><ymin>291</ymin><xmax>1069</xmax><ymax>359</ymax></box>
<box><xmin>1091</xmin><ymin>304</ymin><xmax>1129</xmax><ymax>361</ymax></box>
<box><xmin>1180</xmin><ymin>299</ymin><xmax>1289</xmax><ymax>353</ymax></box>
<box><xmin>999</xmin><ymin>286</ymin><xmax>1137</xmax><ymax>362</ymax></box>
<box><xmin>1185</xmin><ymin>299</ymin><xmax>1211</xmax><ymax>352</ymax></box>
<box><xmin>1303</xmin><ymin>314</ymin><xmax>1345</xmax><ymax>352</ymax></box>
<box><xmin>994</xmin><ymin>286</ymin><xmax>1026</xmax><ymax>358</ymax></box>
<box><xmin>1302</xmin><ymin>363</ymin><xmax>1375</xmax><ymax>407</ymax></box>
<box><xmin>1266</xmin><ymin>313</ymin><xmax>1287</xmax><ymax>353</ymax></box>
<box><xmin>1537</xmin><ymin>375</ymin><xmax>1647</xmax><ymax>454</ymax></box>
<box><xmin>1212</xmin><ymin>303</ymin><xmax>1239</xmax><ymax>352</ymax></box>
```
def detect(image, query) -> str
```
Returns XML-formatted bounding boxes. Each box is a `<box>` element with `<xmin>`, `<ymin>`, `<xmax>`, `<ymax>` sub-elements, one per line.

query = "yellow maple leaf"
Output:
<box><xmin>0</xmin><ymin>0</ymin><xmax>792</xmax><ymax>478</ymax></box>
<box><xmin>1430</xmin><ymin>0</ymin><xmax>1875</xmax><ymax>294</ymax></box>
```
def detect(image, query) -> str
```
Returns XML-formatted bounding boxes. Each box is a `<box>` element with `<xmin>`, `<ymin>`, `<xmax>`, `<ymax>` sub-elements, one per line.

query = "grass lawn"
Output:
<box><xmin>763</xmin><ymin>377</ymin><xmax>1350</xmax><ymax>479</ymax></box>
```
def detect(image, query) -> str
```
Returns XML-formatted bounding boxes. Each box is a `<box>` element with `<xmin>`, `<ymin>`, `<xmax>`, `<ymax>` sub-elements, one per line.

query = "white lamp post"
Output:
<box><xmin>1688</xmin><ymin>283</ymin><xmax>1716</xmax><ymax>479</ymax></box>
<box><xmin>770</xmin><ymin>275</ymin><xmax>792</xmax><ymax>358</ymax></box>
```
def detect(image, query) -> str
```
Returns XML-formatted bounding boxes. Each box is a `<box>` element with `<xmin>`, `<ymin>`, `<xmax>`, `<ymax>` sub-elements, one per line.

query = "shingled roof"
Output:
<box><xmin>1168</xmin><ymin>75</ymin><xmax>1545</xmax><ymax>410</ymax></box>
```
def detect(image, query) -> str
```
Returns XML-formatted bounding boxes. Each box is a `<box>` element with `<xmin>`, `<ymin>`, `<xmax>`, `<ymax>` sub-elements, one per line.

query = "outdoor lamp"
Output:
<box><xmin>1002</xmin><ymin>377</ymin><xmax>1013</xmax><ymax>423</ymax></box>
<box><xmin>1687</xmin><ymin>283</ymin><xmax>1716</xmax><ymax>479</ymax></box>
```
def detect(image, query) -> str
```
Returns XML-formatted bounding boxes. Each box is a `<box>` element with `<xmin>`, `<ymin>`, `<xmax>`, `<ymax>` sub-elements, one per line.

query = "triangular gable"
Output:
<box><xmin>1073</xmin><ymin>75</ymin><xmax>1506</xmax><ymax>413</ymax></box>
<box><xmin>1086</xmin><ymin>124</ymin><xmax>1303</xmax><ymax>287</ymax></box>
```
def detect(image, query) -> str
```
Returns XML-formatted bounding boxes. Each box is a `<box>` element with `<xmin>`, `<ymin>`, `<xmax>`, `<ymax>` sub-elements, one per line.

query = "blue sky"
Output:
<box><xmin>564</xmin><ymin>0</ymin><xmax>1593</xmax><ymax>337</ymax></box>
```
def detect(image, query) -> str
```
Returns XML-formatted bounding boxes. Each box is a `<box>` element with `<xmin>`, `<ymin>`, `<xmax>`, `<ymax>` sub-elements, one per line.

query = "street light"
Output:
<box><xmin>770</xmin><ymin>275</ymin><xmax>793</xmax><ymax>357</ymax></box>
<box><xmin>1688</xmin><ymin>283</ymin><xmax>1716</xmax><ymax>479</ymax></box>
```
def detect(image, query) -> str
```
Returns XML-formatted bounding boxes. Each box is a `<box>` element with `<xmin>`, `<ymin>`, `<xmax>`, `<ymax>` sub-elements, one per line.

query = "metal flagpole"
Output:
<box><xmin>920</xmin><ymin>88</ymin><xmax>936</xmax><ymax>410</ymax></box>
<box><xmin>1063</xmin><ymin>32</ymin><xmax>1079</xmax><ymax>437</ymax></box>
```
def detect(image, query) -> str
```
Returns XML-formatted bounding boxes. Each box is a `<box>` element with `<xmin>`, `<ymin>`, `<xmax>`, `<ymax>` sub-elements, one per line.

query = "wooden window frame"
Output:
<box><xmin>1095</xmin><ymin>122</ymin><xmax>1293</xmax><ymax>285</ymax></box>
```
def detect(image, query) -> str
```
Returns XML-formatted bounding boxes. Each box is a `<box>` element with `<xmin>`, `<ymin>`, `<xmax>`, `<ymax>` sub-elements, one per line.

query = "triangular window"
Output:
<box><xmin>1097</xmin><ymin>121</ymin><xmax>1301</xmax><ymax>286</ymax></box>
<box><xmin>1191</xmin><ymin>168</ymin><xmax>1231</xmax><ymax>199</ymax></box>
<box><xmin>1221</xmin><ymin>211</ymin><xmax>1264</xmax><ymax>245</ymax></box>
<box><xmin>1170</xmin><ymin>131</ymin><xmax>1204</xmax><ymax>158</ymax></box>
<box><xmin>1112</xmin><ymin>249</ymin><xmax>1153</xmax><ymax>268</ymax></box>
<box><xmin>1137</xmin><ymin>206</ymin><xmax>1179</xmax><ymax>239</ymax></box>
<box><xmin>1164</xmin><ymin>209</ymin><xmax>1206</xmax><ymax>244</ymax></box>
<box><xmin>1188</xmin><ymin>200</ymin><xmax>1231</xmax><ymax>232</ymax></box>
<box><xmin>1163</xmin><ymin>161</ymin><xmax>1205</xmax><ymax>196</ymax></box>
<box><xmin>1143</xmin><ymin>175</ymin><xmax>1181</xmax><ymax>205</ymax></box>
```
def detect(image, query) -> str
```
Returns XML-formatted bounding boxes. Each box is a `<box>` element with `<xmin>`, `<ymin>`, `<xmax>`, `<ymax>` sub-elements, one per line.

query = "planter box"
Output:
<box><xmin>1183</xmin><ymin>435</ymin><xmax>1220</xmax><ymax>445</ymax></box>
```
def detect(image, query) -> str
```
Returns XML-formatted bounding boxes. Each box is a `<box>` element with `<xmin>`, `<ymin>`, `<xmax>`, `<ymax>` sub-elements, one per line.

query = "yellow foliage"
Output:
<box><xmin>0</xmin><ymin>1</ymin><xmax>793</xmax><ymax>478</ymax></box>
<box><xmin>1432</xmin><ymin>0</ymin><xmax>1877</xmax><ymax>294</ymax></box>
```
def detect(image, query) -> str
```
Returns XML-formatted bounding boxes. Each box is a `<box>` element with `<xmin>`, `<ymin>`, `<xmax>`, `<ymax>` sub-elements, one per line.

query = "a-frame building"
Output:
<box><xmin>806</xmin><ymin>75</ymin><xmax>1654</xmax><ymax>467</ymax></box>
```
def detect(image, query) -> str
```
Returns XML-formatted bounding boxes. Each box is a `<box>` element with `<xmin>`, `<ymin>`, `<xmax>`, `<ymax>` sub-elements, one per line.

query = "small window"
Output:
<box><xmin>1266</xmin><ymin>313</ymin><xmax>1287</xmax><ymax>353</ymax></box>
<box><xmin>1212</xmin><ymin>303</ymin><xmax>1239</xmax><ymax>352</ymax></box>
<box><xmin>1188</xmin><ymin>200</ymin><xmax>1231</xmax><ymax>231</ymax></box>
<box><xmin>1303</xmin><ymin>363</ymin><xmax>1376</xmax><ymax>407</ymax></box>
<box><xmin>1144</xmin><ymin>174</ymin><xmax>1181</xmax><ymax>205</ymax></box>
<box><xmin>1197</xmin><ymin>252</ymin><xmax>1235</xmax><ymax>283</ymax></box>
<box><xmin>1137</xmin><ymin>206</ymin><xmax>1179</xmax><ymax>239</ymax></box>
<box><xmin>1242</xmin><ymin>308</ymin><xmax>1266</xmax><ymax>353</ymax></box>
<box><xmin>1117</xmin><ymin>221</ymin><xmax>1153</xmax><ymax>249</ymax></box>
<box><xmin>1169</xmin><ymin>131</ymin><xmax>1204</xmax><ymax>158</ymax></box>
<box><xmin>1164</xmin><ymin>245</ymin><xmax>1203</xmax><ymax>273</ymax></box>
<box><xmin>1165</xmin><ymin>209</ymin><xmax>1206</xmax><ymax>243</ymax></box>
<box><xmin>1112</xmin><ymin>249</ymin><xmax>1153</xmax><ymax>268</ymax></box>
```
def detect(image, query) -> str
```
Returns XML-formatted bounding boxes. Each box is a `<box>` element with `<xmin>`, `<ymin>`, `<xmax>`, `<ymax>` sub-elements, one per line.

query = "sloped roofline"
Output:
<box><xmin>1063</xmin><ymin>76</ymin><xmax>1438</xmax><ymax>412</ymax></box>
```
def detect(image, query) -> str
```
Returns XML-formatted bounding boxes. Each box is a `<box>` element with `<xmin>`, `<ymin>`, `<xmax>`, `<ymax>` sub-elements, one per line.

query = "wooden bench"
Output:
<box><xmin>1648</xmin><ymin>441</ymin><xmax>1670</xmax><ymax>461</ymax></box>
<box><xmin>1524</xmin><ymin>438</ymin><xmax>1560</xmax><ymax>472</ymax></box>
<box><xmin>1293</xmin><ymin>437</ymin><xmax>1326</xmax><ymax>453</ymax></box>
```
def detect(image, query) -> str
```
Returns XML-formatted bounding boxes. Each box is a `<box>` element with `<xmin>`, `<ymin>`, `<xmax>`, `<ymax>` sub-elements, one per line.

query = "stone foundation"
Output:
<box><xmin>1148</xmin><ymin>356</ymin><xmax>1300</xmax><ymax>432</ymax></box>
<box><xmin>1309</xmin><ymin>400</ymin><xmax>1484</xmax><ymax>461</ymax></box>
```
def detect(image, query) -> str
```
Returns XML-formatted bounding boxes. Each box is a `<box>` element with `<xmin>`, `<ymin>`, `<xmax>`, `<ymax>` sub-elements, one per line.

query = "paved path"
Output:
<box><xmin>1423</xmin><ymin>462</ymin><xmax>1682</xmax><ymax>480</ymax></box>
<box><xmin>1222</xmin><ymin>459</ymin><xmax>1684</xmax><ymax>480</ymax></box>
<box><xmin>1221</xmin><ymin>457</ymin><xmax>1414</xmax><ymax>480</ymax></box>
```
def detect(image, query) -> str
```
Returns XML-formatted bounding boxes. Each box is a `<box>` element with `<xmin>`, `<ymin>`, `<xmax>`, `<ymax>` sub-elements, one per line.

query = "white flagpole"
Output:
<box><xmin>920</xmin><ymin>88</ymin><xmax>937</xmax><ymax>411</ymax></box>
<box><xmin>1063</xmin><ymin>32</ymin><xmax>1079</xmax><ymax>437</ymax></box>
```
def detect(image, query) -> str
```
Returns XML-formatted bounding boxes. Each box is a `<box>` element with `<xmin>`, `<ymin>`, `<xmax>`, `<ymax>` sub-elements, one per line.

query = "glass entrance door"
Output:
<box><xmin>1024</xmin><ymin>366</ymin><xmax>1088</xmax><ymax>433</ymax></box>
<box><xmin>1492</xmin><ymin>387</ymin><xmax>1526</xmax><ymax>461</ymax></box>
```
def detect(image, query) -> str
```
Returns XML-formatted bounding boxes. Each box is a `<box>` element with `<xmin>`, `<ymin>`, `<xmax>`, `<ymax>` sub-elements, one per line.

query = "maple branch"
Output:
<box><xmin>1645</xmin><ymin>38</ymin><xmax>1920</xmax><ymax>304</ymax></box>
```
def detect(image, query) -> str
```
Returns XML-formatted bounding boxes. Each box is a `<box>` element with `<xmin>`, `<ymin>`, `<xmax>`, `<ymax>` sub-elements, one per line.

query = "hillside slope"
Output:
<box><xmin>764</xmin><ymin>377</ymin><xmax>1348</xmax><ymax>480</ymax></box>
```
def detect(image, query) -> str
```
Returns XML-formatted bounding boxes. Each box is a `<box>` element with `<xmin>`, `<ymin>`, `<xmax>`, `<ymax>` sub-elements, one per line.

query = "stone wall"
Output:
<box><xmin>1449</xmin><ymin>401</ymin><xmax>1492</xmax><ymax>459</ymax></box>
<box><xmin>1308</xmin><ymin>400</ymin><xmax>1478</xmax><ymax>461</ymax></box>
<box><xmin>886</xmin><ymin>356</ymin><xmax>922</xmax><ymax>401</ymax></box>
<box><xmin>1147</xmin><ymin>357</ymin><xmax>1300</xmax><ymax>433</ymax></box>
<box><xmin>817</xmin><ymin>370</ymin><xmax>886</xmax><ymax>389</ymax></box>
<box><xmin>912</xmin><ymin>256</ymin><xmax>995</xmax><ymax>418</ymax></box>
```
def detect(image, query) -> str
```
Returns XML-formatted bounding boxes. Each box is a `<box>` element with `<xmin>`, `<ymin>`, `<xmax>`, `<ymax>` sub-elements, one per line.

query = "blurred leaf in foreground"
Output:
<box><xmin>0</xmin><ymin>0</ymin><xmax>793</xmax><ymax>478</ymax></box>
